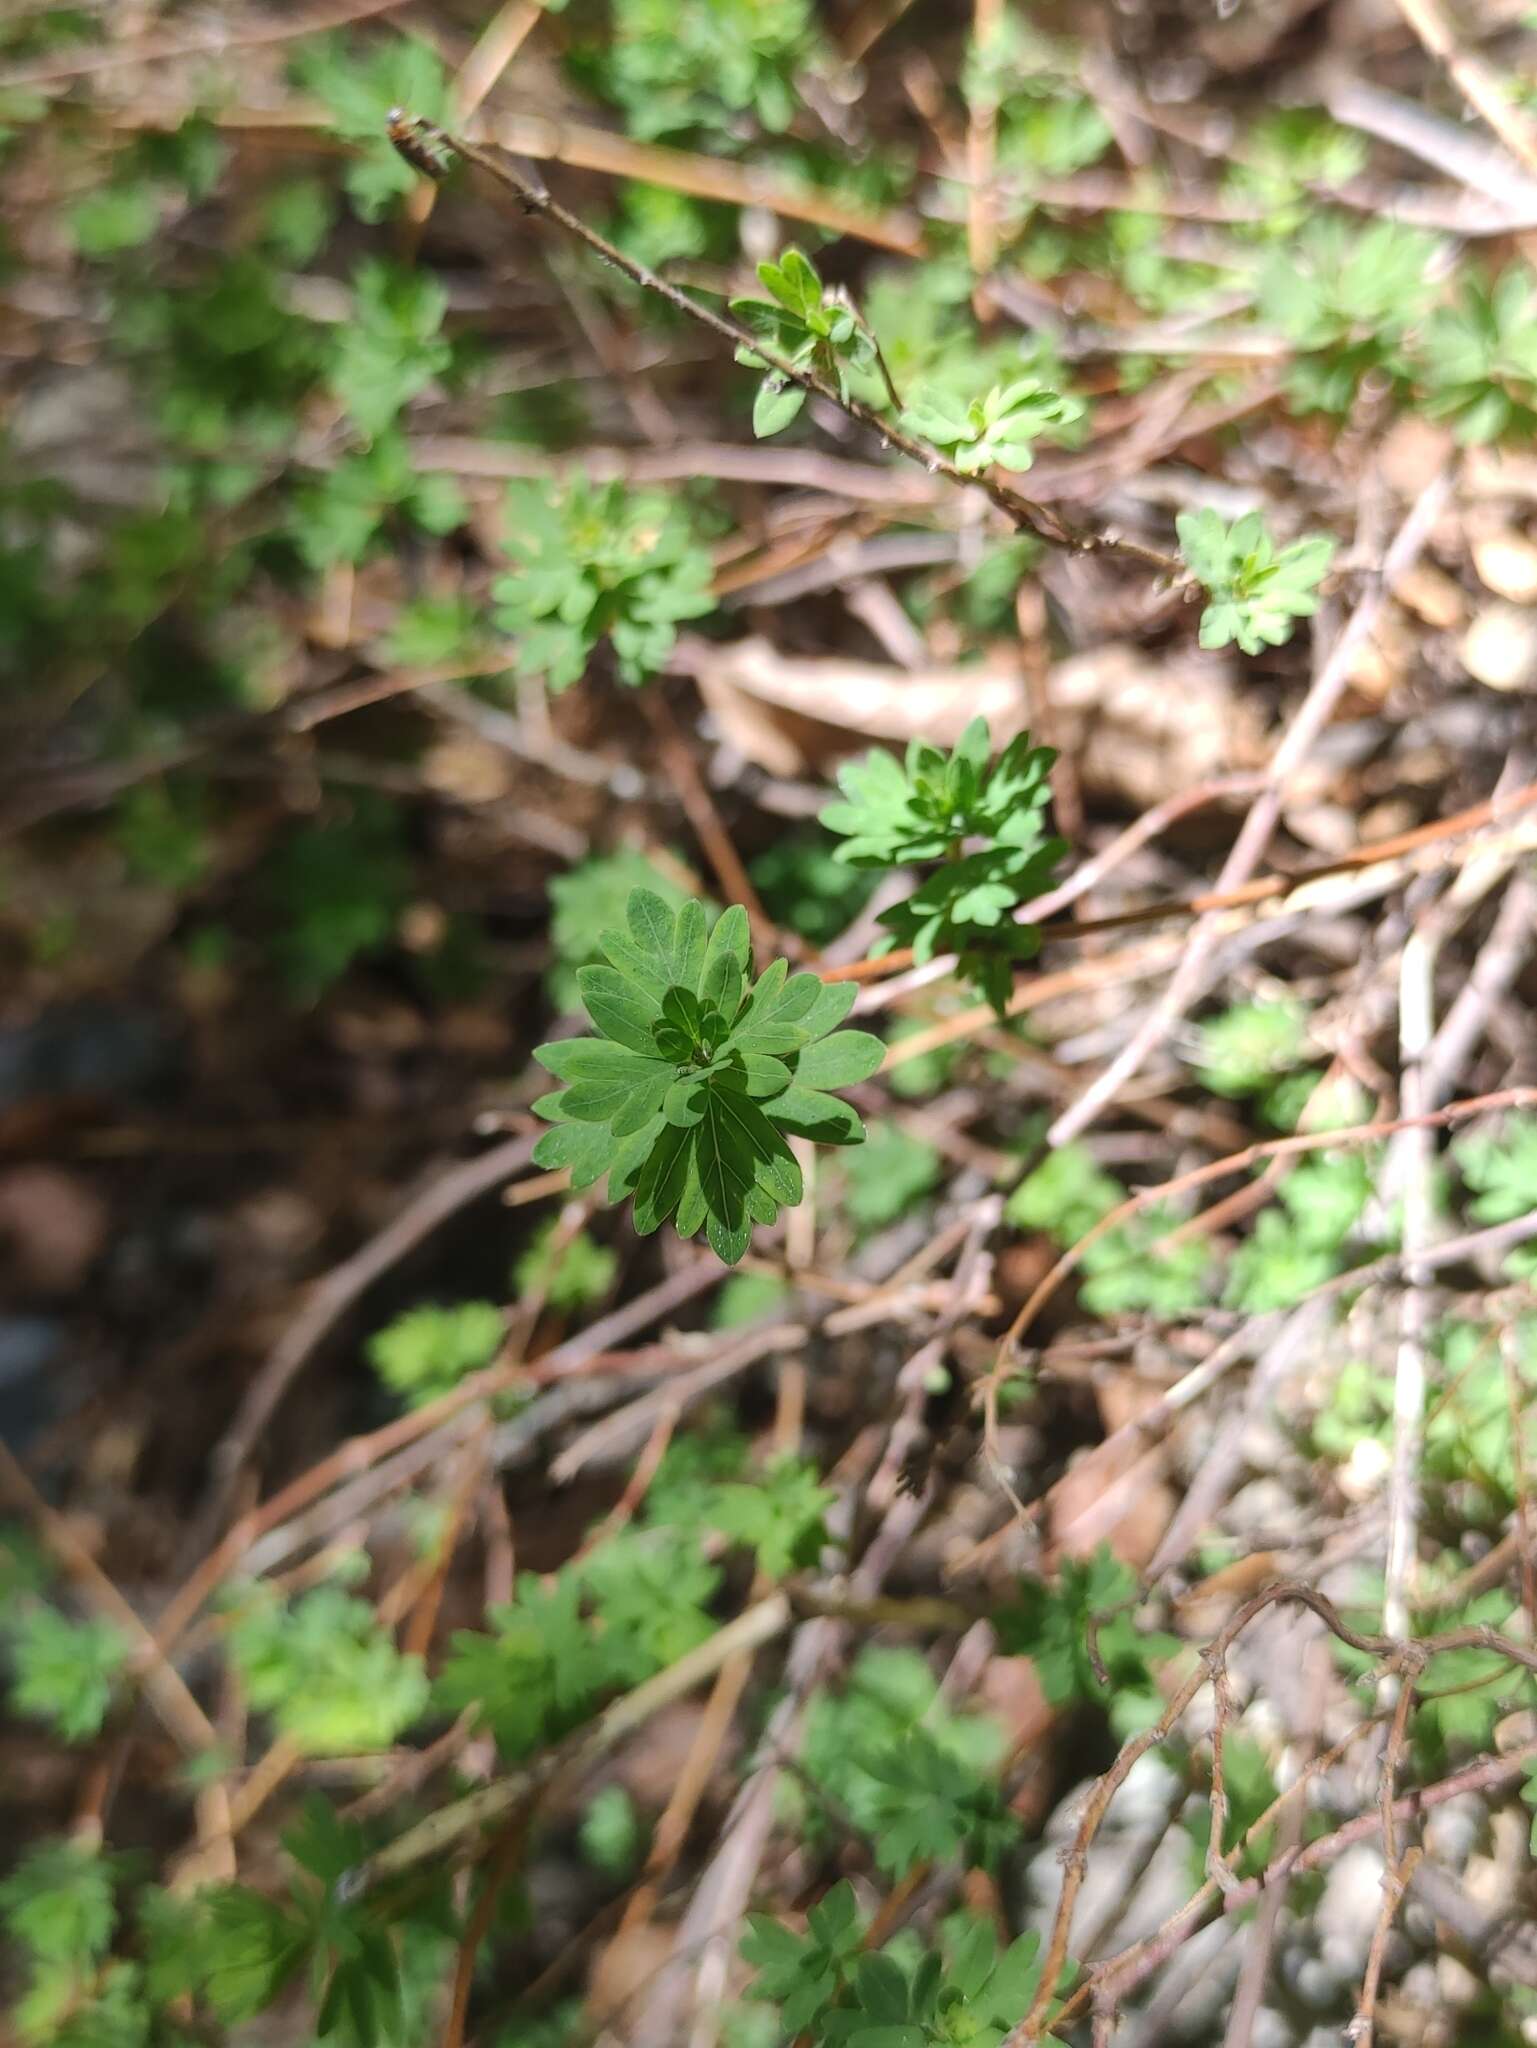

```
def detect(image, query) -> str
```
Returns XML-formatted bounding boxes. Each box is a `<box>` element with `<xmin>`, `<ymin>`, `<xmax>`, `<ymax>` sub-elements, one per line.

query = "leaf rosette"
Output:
<box><xmin>533</xmin><ymin>889</ymin><xmax>883</xmax><ymax>1263</ymax></box>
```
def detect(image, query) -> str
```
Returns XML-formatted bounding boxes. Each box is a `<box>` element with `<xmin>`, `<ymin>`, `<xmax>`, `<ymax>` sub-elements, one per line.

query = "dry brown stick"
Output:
<box><xmin>159</xmin><ymin>1258</ymin><xmax>721</xmax><ymax>1660</ymax></box>
<box><xmin>617</xmin><ymin>1364</ymin><xmax>806</xmax><ymax>1944</ymax></box>
<box><xmin>1218</xmin><ymin>1654</ymin><xmax>1318</xmax><ymax>2048</ymax></box>
<box><xmin>1005</xmin><ymin>1580</ymin><xmax>1537</xmax><ymax>2047</ymax></box>
<box><xmin>1024</xmin><ymin>774</ymin><xmax>1268</xmax><ymax>926</ymax></box>
<box><xmin>549</xmin><ymin>1323</ymin><xmax>810</xmax><ymax>1485</ymax></box>
<box><xmin>569</xmin><ymin>1405</ymin><xmax>679</xmax><ymax>1567</ymax></box>
<box><xmin>1391</xmin><ymin>0</ymin><xmax>1537</xmax><ymax>181</ymax></box>
<box><xmin>1384</xmin><ymin>921</ymin><xmax>1438</xmax><ymax>1642</ymax></box>
<box><xmin>188</xmin><ymin>1132</ymin><xmax>538</xmax><ymax>1551</ymax></box>
<box><xmin>1005</xmin><ymin>1084</ymin><xmax>1537</xmax><ymax>1359</ymax></box>
<box><xmin>0</xmin><ymin>1438</ymin><xmax>217</xmax><ymax>1759</ymax></box>
<box><xmin>1351</xmin><ymin>1678</ymin><xmax>1420</xmax><ymax>2048</ymax></box>
<box><xmin>982</xmin><ymin>1108</ymin><xmax>1537</xmax><ymax>1541</ymax></box>
<box><xmin>833</xmin><ymin>768</ymin><xmax>1537</xmax><ymax>993</ymax></box>
<box><xmin>1080</xmin><ymin>1728</ymin><xmax>1537</xmax><ymax>2032</ymax></box>
<box><xmin>411</xmin><ymin>433</ymin><xmax>943</xmax><ymax>504</ymax></box>
<box><xmin>443</xmin><ymin>1808</ymin><xmax>534</xmax><ymax>2048</ymax></box>
<box><xmin>1045</xmin><ymin>465</ymin><xmax>1453</xmax><ymax>1149</ymax></box>
<box><xmin>403</xmin><ymin>0</ymin><xmax>543</xmax><ymax>247</ymax></box>
<box><xmin>639</xmin><ymin>691</ymin><xmax>779</xmax><ymax>952</ymax></box>
<box><xmin>390</xmin><ymin>115</ymin><xmax>1184</xmax><ymax>576</ymax></box>
<box><xmin>966</xmin><ymin>0</ymin><xmax>1004</xmax><ymax>302</ymax></box>
<box><xmin>1422</xmin><ymin>864</ymin><xmax>1537</xmax><ymax>1105</ymax></box>
<box><xmin>350</xmin><ymin>1591</ymin><xmax>795</xmax><ymax>1890</ymax></box>
<box><xmin>1084</xmin><ymin>1707</ymin><xmax>1389</xmax><ymax>2023</ymax></box>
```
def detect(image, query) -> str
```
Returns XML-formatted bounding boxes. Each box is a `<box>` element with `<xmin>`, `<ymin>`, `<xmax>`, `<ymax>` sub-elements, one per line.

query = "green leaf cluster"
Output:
<box><xmin>0</xmin><ymin>1839</ymin><xmax>125</xmax><ymax>2044</ymax></box>
<box><xmin>367</xmin><ymin>1300</ymin><xmax>505</xmax><ymax>1407</ymax></box>
<box><xmin>709</xmin><ymin>1455</ymin><xmax>833</xmax><ymax>1575</ymax></box>
<box><xmin>749</xmin><ymin>831</ymin><xmax>877</xmax><ymax>946</ymax></box>
<box><xmin>800</xmin><ymin>1648</ymin><xmax>1011</xmax><ymax>1875</ymax></box>
<box><xmin>5</xmin><ymin>1602</ymin><xmax>129</xmax><ymax>1744</ymax></box>
<box><xmin>493</xmin><ymin>476</ymin><xmax>715</xmax><ymax>690</ymax></box>
<box><xmin>589</xmin><ymin>0</ymin><xmax>819</xmax><ymax>145</ymax></box>
<box><xmin>840</xmin><ymin>1123</ymin><xmax>942</xmax><ymax>1233</ymax></box>
<box><xmin>1412</xmin><ymin>1590</ymin><xmax>1535</xmax><ymax>1761</ymax></box>
<box><xmin>1175</xmin><ymin>508</ymin><xmax>1335</xmax><ymax>656</ymax></box>
<box><xmin>1456</xmin><ymin>1113</ymin><xmax>1537</xmax><ymax>1276</ymax></box>
<box><xmin>732</xmin><ymin>247</ymin><xmax>880</xmax><ymax>439</ymax></box>
<box><xmin>1079</xmin><ymin>1202</ymin><xmax>1213</xmax><ymax>1316</ymax></box>
<box><xmin>580</xmin><ymin>1785</ymin><xmax>644</xmax><ymax>1876</ymax></box>
<box><xmin>1419</xmin><ymin>268</ymin><xmax>1537</xmax><ymax>444</ymax></box>
<box><xmin>160</xmin><ymin>1798</ymin><xmax>452</xmax><ymax>2045</ymax></box>
<box><xmin>290</xmin><ymin>31</ymin><xmax>449</xmax><ymax>219</ymax></box>
<box><xmin>1223</xmin><ymin>1152</ymin><xmax>1372</xmax><ymax>1313</ymax></box>
<box><xmin>436</xmin><ymin>1528</ymin><xmax>719</xmax><ymax>1756</ymax></box>
<box><xmin>1424</xmin><ymin>1318</ymin><xmax>1537</xmax><ymax>1527</ymax></box>
<box><xmin>1224</xmin><ymin>114</ymin><xmax>1367</xmax><ymax>235</ymax></box>
<box><xmin>826</xmin><ymin>1923</ymin><xmax>1056</xmax><ymax>2048</ymax></box>
<box><xmin>1260</xmin><ymin>218</ymin><xmax>1436</xmax><ymax>414</ymax></box>
<box><xmin>263</xmin><ymin>797</ymin><xmax>414</xmax><ymax>1000</ymax></box>
<box><xmin>331</xmin><ymin>261</ymin><xmax>453</xmax><ymax>442</ymax></box>
<box><xmin>1006</xmin><ymin>1142</ymin><xmax>1122</xmax><ymax>1242</ymax></box>
<box><xmin>742</xmin><ymin>1882</ymin><xmax>864</xmax><ymax>2036</ymax></box>
<box><xmin>227</xmin><ymin>1585</ymin><xmax>429</xmax><ymax>1753</ymax></box>
<box><xmin>901</xmin><ymin>378</ymin><xmax>1083</xmax><ymax>475</ymax></box>
<box><xmin>1184</xmin><ymin>1732</ymin><xmax>1279</xmax><ymax>1881</ymax></box>
<box><xmin>822</xmin><ymin>718</ymin><xmax>1065</xmax><ymax>1015</ymax></box>
<box><xmin>114</xmin><ymin>778</ymin><xmax>209</xmax><ymax>889</ymax></box>
<box><xmin>512</xmin><ymin>1219</ymin><xmax>618</xmax><ymax>1312</ymax></box>
<box><xmin>744</xmin><ymin>1887</ymin><xmax>1066</xmax><ymax>2048</ymax></box>
<box><xmin>532</xmin><ymin>890</ymin><xmax>883</xmax><ymax>1264</ymax></box>
<box><xmin>289</xmin><ymin>433</ymin><xmax>464</xmax><ymax>572</ymax></box>
<box><xmin>113</xmin><ymin>253</ymin><xmax>327</xmax><ymax>457</ymax></box>
<box><xmin>996</xmin><ymin>1547</ymin><xmax>1176</xmax><ymax>1735</ymax></box>
<box><xmin>1198</xmin><ymin>998</ymin><xmax>1301</xmax><ymax>1091</ymax></box>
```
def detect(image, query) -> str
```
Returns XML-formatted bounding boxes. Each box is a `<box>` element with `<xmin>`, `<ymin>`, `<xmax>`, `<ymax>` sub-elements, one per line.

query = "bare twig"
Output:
<box><xmin>1003</xmin><ymin>1580</ymin><xmax>1537</xmax><ymax>2046</ymax></box>
<box><xmin>1383</xmin><ymin>922</ymin><xmax>1438</xmax><ymax>1643</ymax></box>
<box><xmin>1390</xmin><ymin>0</ymin><xmax>1537</xmax><ymax>181</ymax></box>
<box><xmin>189</xmin><ymin>1133</ymin><xmax>539</xmax><ymax>1552</ymax></box>
<box><xmin>1350</xmin><ymin>1679</ymin><xmax>1420</xmax><ymax>2048</ymax></box>
<box><xmin>349</xmin><ymin>1592</ymin><xmax>795</xmax><ymax>1889</ymax></box>
<box><xmin>387</xmin><ymin>115</ymin><xmax>1184</xmax><ymax>575</ymax></box>
<box><xmin>1045</xmin><ymin>467</ymin><xmax>1452</xmax><ymax>1148</ymax></box>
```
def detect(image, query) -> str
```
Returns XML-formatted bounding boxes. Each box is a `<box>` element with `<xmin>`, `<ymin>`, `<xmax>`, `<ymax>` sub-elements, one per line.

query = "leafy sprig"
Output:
<box><xmin>493</xmin><ymin>476</ymin><xmax>715</xmax><ymax>690</ymax></box>
<box><xmin>1175</xmin><ymin>507</ymin><xmax>1334</xmax><ymax>655</ymax></box>
<box><xmin>901</xmin><ymin>377</ymin><xmax>1083</xmax><ymax>474</ymax></box>
<box><xmin>532</xmin><ymin>889</ymin><xmax>883</xmax><ymax>1263</ymax></box>
<box><xmin>731</xmin><ymin>246</ymin><xmax>884</xmax><ymax>438</ymax></box>
<box><xmin>822</xmin><ymin>717</ymin><xmax>1065</xmax><ymax>1014</ymax></box>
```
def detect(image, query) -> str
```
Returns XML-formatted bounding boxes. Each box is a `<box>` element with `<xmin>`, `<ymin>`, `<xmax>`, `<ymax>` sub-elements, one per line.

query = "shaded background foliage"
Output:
<box><xmin>3</xmin><ymin>2</ymin><xmax>1537</xmax><ymax>2046</ymax></box>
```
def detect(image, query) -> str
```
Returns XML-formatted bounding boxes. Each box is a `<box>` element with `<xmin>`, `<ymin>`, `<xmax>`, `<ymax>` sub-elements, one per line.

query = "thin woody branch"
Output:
<box><xmin>385</xmin><ymin>112</ymin><xmax>1186</xmax><ymax>576</ymax></box>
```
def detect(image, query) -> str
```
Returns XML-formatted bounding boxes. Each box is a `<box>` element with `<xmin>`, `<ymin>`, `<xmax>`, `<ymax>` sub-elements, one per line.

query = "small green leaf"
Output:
<box><xmin>753</xmin><ymin>375</ymin><xmax>806</xmax><ymax>437</ymax></box>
